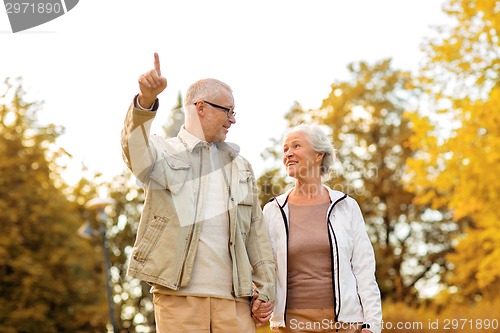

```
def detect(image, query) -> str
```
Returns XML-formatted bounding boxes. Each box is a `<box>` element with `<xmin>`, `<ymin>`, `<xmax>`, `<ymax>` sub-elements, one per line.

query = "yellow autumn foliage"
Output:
<box><xmin>408</xmin><ymin>0</ymin><xmax>500</xmax><ymax>300</ymax></box>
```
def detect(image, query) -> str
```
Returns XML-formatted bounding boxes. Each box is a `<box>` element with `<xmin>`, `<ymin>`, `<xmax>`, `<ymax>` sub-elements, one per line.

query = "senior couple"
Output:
<box><xmin>121</xmin><ymin>53</ymin><xmax>382</xmax><ymax>333</ymax></box>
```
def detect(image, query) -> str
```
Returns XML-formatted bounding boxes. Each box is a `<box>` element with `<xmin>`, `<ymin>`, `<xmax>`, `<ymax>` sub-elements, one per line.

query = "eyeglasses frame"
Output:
<box><xmin>195</xmin><ymin>100</ymin><xmax>236</xmax><ymax>118</ymax></box>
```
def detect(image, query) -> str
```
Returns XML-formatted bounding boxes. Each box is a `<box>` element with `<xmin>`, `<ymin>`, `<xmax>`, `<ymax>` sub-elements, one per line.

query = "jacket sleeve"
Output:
<box><xmin>246</xmin><ymin>162</ymin><xmax>276</xmax><ymax>303</ymax></box>
<box><xmin>263</xmin><ymin>202</ymin><xmax>287</xmax><ymax>330</ymax></box>
<box><xmin>121</xmin><ymin>96</ymin><xmax>159</xmax><ymax>183</ymax></box>
<box><xmin>350</xmin><ymin>199</ymin><xmax>382</xmax><ymax>333</ymax></box>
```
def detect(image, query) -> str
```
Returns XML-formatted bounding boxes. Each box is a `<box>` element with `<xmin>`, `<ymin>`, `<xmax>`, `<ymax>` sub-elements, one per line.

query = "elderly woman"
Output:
<box><xmin>263</xmin><ymin>124</ymin><xmax>382</xmax><ymax>333</ymax></box>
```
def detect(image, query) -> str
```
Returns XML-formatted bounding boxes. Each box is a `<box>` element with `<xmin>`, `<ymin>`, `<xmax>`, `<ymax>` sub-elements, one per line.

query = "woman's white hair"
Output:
<box><xmin>284</xmin><ymin>124</ymin><xmax>336</xmax><ymax>181</ymax></box>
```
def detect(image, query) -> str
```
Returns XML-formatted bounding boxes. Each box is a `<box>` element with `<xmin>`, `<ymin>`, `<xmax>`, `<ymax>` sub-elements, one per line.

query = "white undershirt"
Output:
<box><xmin>153</xmin><ymin>144</ymin><xmax>235</xmax><ymax>300</ymax></box>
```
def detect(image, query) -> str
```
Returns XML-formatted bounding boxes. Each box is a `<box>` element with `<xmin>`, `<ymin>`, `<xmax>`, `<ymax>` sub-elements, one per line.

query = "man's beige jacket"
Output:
<box><xmin>121</xmin><ymin>100</ymin><xmax>275</xmax><ymax>302</ymax></box>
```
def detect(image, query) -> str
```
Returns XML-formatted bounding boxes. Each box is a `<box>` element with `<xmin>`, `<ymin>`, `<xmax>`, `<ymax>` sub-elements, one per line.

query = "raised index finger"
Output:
<box><xmin>154</xmin><ymin>52</ymin><xmax>161</xmax><ymax>76</ymax></box>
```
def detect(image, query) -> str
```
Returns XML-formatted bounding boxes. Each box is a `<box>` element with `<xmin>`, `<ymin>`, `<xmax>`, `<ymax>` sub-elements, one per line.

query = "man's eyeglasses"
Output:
<box><xmin>195</xmin><ymin>100</ymin><xmax>236</xmax><ymax>118</ymax></box>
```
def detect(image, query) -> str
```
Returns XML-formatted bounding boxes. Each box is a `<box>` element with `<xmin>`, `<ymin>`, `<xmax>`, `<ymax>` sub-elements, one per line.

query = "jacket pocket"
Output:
<box><xmin>237</xmin><ymin>170</ymin><xmax>253</xmax><ymax>205</ymax></box>
<box><xmin>133</xmin><ymin>215</ymin><xmax>169</xmax><ymax>263</ymax></box>
<box><xmin>150</xmin><ymin>150</ymin><xmax>190</xmax><ymax>194</ymax></box>
<box><xmin>236</xmin><ymin>170</ymin><xmax>253</xmax><ymax>237</ymax></box>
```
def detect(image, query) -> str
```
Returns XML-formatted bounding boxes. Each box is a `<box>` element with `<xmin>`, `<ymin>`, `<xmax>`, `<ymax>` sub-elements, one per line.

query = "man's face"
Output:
<box><xmin>199</xmin><ymin>90</ymin><xmax>236</xmax><ymax>142</ymax></box>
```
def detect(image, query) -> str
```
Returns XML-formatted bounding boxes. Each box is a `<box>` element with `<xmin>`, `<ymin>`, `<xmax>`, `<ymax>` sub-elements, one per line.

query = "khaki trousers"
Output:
<box><xmin>278</xmin><ymin>308</ymin><xmax>361</xmax><ymax>333</ymax></box>
<box><xmin>153</xmin><ymin>293</ymin><xmax>255</xmax><ymax>333</ymax></box>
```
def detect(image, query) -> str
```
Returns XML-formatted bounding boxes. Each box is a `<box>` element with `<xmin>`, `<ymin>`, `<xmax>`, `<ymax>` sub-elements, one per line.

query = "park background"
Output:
<box><xmin>1</xmin><ymin>0</ymin><xmax>499</xmax><ymax>332</ymax></box>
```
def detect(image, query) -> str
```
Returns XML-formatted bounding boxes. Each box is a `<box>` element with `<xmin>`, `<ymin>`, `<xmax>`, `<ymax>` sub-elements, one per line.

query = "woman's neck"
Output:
<box><xmin>289</xmin><ymin>180</ymin><xmax>328</xmax><ymax>204</ymax></box>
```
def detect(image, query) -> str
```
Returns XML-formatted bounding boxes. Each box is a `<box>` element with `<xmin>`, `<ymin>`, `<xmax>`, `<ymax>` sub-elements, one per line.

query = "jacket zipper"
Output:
<box><xmin>276</xmin><ymin>193</ymin><xmax>347</xmax><ymax>324</ymax></box>
<box><xmin>176</xmin><ymin>148</ymin><xmax>204</xmax><ymax>287</ymax></box>
<box><xmin>177</xmin><ymin>224</ymin><xmax>195</xmax><ymax>288</ymax></box>
<box><xmin>327</xmin><ymin>194</ymin><xmax>347</xmax><ymax>323</ymax></box>
<box><xmin>274</xmin><ymin>196</ymin><xmax>289</xmax><ymax>321</ymax></box>
<box><xmin>220</xmin><ymin>157</ymin><xmax>236</xmax><ymax>297</ymax></box>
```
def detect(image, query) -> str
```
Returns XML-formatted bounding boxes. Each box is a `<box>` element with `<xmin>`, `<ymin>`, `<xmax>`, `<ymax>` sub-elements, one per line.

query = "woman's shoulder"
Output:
<box><xmin>325</xmin><ymin>186</ymin><xmax>361</xmax><ymax>209</ymax></box>
<box><xmin>263</xmin><ymin>191</ymin><xmax>290</xmax><ymax>213</ymax></box>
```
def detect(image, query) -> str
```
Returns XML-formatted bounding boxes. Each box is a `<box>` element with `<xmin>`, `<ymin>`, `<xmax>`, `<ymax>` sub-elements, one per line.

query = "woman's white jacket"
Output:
<box><xmin>263</xmin><ymin>186</ymin><xmax>382</xmax><ymax>333</ymax></box>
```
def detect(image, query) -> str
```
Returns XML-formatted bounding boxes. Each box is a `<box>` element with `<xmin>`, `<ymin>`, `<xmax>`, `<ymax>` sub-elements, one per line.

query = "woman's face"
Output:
<box><xmin>282</xmin><ymin>131</ymin><xmax>323</xmax><ymax>181</ymax></box>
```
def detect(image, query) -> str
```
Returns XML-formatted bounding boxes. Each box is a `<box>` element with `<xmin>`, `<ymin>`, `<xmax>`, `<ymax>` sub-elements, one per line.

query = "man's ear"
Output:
<box><xmin>194</xmin><ymin>101</ymin><xmax>204</xmax><ymax>116</ymax></box>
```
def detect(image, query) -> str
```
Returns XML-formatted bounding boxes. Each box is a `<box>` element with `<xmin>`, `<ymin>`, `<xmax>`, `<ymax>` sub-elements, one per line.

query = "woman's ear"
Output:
<box><xmin>316</xmin><ymin>152</ymin><xmax>325</xmax><ymax>163</ymax></box>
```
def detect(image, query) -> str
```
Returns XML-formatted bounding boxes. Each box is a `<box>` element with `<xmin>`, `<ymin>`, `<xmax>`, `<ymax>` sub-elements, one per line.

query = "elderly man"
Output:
<box><xmin>121</xmin><ymin>53</ymin><xmax>275</xmax><ymax>333</ymax></box>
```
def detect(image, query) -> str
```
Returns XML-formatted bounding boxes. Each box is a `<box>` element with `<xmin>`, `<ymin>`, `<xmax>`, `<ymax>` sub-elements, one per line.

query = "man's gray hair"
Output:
<box><xmin>184</xmin><ymin>78</ymin><xmax>233</xmax><ymax>110</ymax></box>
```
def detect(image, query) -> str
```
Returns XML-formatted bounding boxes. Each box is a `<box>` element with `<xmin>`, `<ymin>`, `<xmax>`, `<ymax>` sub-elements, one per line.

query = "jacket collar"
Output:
<box><xmin>177</xmin><ymin>126</ymin><xmax>204</xmax><ymax>151</ymax></box>
<box><xmin>273</xmin><ymin>185</ymin><xmax>347</xmax><ymax>207</ymax></box>
<box><xmin>177</xmin><ymin>126</ymin><xmax>240</xmax><ymax>157</ymax></box>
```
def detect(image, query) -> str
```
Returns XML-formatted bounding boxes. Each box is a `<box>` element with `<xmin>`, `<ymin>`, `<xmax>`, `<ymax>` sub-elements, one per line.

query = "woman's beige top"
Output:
<box><xmin>287</xmin><ymin>201</ymin><xmax>334</xmax><ymax>309</ymax></box>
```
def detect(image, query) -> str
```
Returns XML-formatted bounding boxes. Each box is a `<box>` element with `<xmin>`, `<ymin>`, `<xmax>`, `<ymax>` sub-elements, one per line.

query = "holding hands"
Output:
<box><xmin>138</xmin><ymin>53</ymin><xmax>167</xmax><ymax>109</ymax></box>
<box><xmin>251</xmin><ymin>291</ymin><xmax>273</xmax><ymax>328</ymax></box>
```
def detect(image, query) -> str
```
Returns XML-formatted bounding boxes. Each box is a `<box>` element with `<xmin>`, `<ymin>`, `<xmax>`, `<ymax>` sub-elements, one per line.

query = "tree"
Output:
<box><xmin>162</xmin><ymin>91</ymin><xmax>185</xmax><ymax>138</ymax></box>
<box><xmin>68</xmin><ymin>168</ymin><xmax>156</xmax><ymax>332</ymax></box>
<box><xmin>260</xmin><ymin>60</ymin><xmax>455</xmax><ymax>303</ymax></box>
<box><xmin>257</xmin><ymin>167</ymin><xmax>289</xmax><ymax>206</ymax></box>
<box><xmin>0</xmin><ymin>78</ymin><xmax>108</xmax><ymax>332</ymax></box>
<box><xmin>408</xmin><ymin>0</ymin><xmax>500</xmax><ymax>301</ymax></box>
<box><xmin>320</xmin><ymin>60</ymin><xmax>455</xmax><ymax>303</ymax></box>
<box><xmin>258</xmin><ymin>132</ymin><xmax>294</xmax><ymax>206</ymax></box>
<box><xmin>107</xmin><ymin>171</ymin><xmax>155</xmax><ymax>332</ymax></box>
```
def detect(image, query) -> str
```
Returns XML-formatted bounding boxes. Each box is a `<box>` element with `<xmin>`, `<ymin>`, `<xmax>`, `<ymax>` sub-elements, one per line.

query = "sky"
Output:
<box><xmin>1</xmin><ymin>0</ymin><xmax>449</xmax><ymax>184</ymax></box>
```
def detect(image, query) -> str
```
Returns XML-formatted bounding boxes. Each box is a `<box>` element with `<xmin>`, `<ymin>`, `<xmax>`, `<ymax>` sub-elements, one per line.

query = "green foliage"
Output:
<box><xmin>0</xmin><ymin>78</ymin><xmax>108</xmax><ymax>332</ymax></box>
